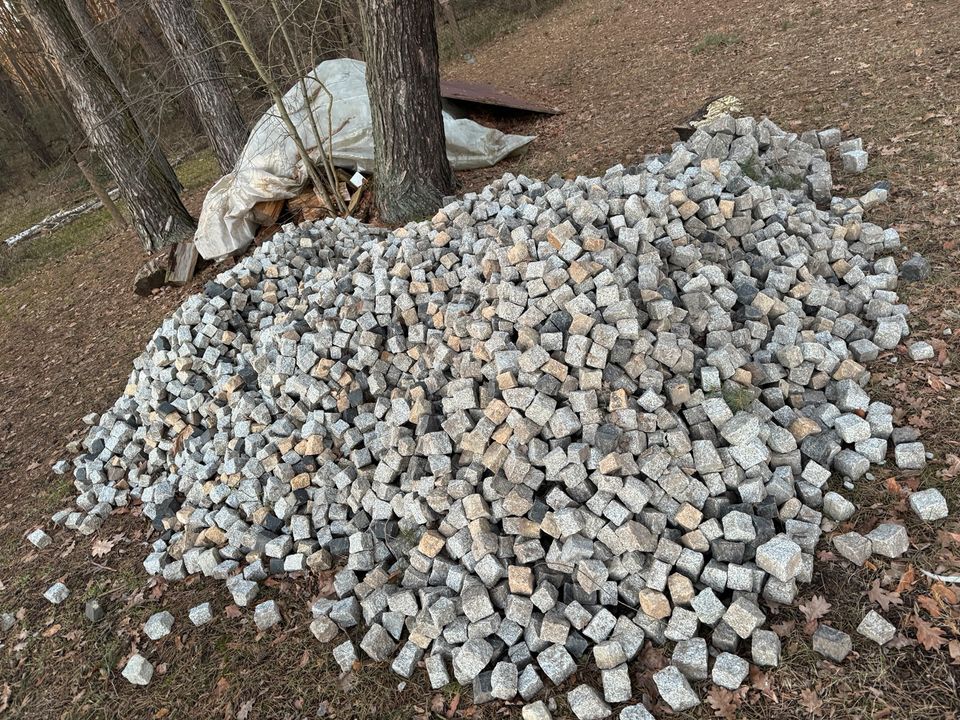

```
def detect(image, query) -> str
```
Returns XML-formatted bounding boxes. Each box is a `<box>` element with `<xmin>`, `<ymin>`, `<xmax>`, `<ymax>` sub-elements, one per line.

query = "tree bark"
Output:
<box><xmin>22</xmin><ymin>0</ymin><xmax>196</xmax><ymax>252</ymax></box>
<box><xmin>0</xmin><ymin>67</ymin><xmax>54</xmax><ymax>165</ymax></box>
<box><xmin>74</xmin><ymin>151</ymin><xmax>127</xmax><ymax>228</ymax></box>
<box><xmin>149</xmin><ymin>0</ymin><xmax>248</xmax><ymax>173</ymax></box>
<box><xmin>114</xmin><ymin>0</ymin><xmax>203</xmax><ymax>133</ymax></box>
<box><xmin>358</xmin><ymin>0</ymin><xmax>454</xmax><ymax>226</ymax></box>
<box><xmin>64</xmin><ymin>0</ymin><xmax>182</xmax><ymax>192</ymax></box>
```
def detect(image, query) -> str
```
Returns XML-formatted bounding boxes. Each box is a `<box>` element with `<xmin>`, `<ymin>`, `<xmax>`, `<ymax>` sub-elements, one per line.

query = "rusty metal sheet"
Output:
<box><xmin>440</xmin><ymin>78</ymin><xmax>560</xmax><ymax>115</ymax></box>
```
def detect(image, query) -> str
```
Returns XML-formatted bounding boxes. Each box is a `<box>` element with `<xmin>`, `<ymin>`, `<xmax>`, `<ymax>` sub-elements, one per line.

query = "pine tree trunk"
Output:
<box><xmin>64</xmin><ymin>0</ymin><xmax>183</xmax><ymax>193</ymax></box>
<box><xmin>22</xmin><ymin>0</ymin><xmax>196</xmax><ymax>252</ymax></box>
<box><xmin>0</xmin><ymin>67</ymin><xmax>54</xmax><ymax>165</ymax></box>
<box><xmin>358</xmin><ymin>0</ymin><xmax>454</xmax><ymax>226</ymax></box>
<box><xmin>149</xmin><ymin>0</ymin><xmax>248</xmax><ymax>174</ymax></box>
<box><xmin>74</xmin><ymin>151</ymin><xmax>127</xmax><ymax>228</ymax></box>
<box><xmin>115</xmin><ymin>0</ymin><xmax>204</xmax><ymax>133</ymax></box>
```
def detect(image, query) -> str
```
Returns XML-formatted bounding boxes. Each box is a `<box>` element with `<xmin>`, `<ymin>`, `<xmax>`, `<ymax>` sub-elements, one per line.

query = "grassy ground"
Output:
<box><xmin>1</xmin><ymin>1</ymin><xmax>960</xmax><ymax>718</ymax></box>
<box><xmin>0</xmin><ymin>149</ymin><xmax>219</xmax><ymax>297</ymax></box>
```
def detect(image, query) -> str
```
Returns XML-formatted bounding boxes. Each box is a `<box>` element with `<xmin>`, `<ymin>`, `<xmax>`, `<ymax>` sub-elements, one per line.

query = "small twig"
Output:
<box><xmin>919</xmin><ymin>568</ymin><xmax>960</xmax><ymax>584</ymax></box>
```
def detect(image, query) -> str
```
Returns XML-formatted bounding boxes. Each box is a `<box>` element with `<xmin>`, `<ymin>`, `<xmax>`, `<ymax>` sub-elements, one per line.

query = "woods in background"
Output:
<box><xmin>0</xmin><ymin>0</ymin><xmax>478</xmax><ymax>252</ymax></box>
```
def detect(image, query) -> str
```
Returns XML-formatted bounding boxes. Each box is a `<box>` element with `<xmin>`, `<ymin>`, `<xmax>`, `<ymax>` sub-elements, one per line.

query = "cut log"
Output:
<box><xmin>288</xmin><ymin>190</ymin><xmax>328</xmax><ymax>213</ymax></box>
<box><xmin>166</xmin><ymin>239</ymin><xmax>199</xmax><ymax>286</ymax></box>
<box><xmin>251</xmin><ymin>199</ymin><xmax>284</xmax><ymax>226</ymax></box>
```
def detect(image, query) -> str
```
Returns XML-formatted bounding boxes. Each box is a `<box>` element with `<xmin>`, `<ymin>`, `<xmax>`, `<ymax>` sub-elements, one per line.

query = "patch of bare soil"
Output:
<box><xmin>0</xmin><ymin>0</ymin><xmax>958</xmax><ymax>717</ymax></box>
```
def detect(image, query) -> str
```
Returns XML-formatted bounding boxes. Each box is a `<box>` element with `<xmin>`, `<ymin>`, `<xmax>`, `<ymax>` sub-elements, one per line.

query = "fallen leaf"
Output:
<box><xmin>445</xmin><ymin>692</ymin><xmax>460</xmax><ymax>719</ymax></box>
<box><xmin>41</xmin><ymin>623</ymin><xmax>61</xmax><ymax>637</ymax></box>
<box><xmin>429</xmin><ymin>694</ymin><xmax>445</xmax><ymax>715</ymax></box>
<box><xmin>940</xmin><ymin>455</ymin><xmax>960</xmax><ymax>480</ymax></box>
<box><xmin>771</xmin><ymin>619</ymin><xmax>796</xmax><ymax>637</ymax></box>
<box><xmin>224</xmin><ymin>605</ymin><xmax>243</xmax><ymax>619</ymax></box>
<box><xmin>799</xmin><ymin>595</ymin><xmax>832</xmax><ymax>634</ymax></box>
<box><xmin>706</xmin><ymin>686</ymin><xmax>747</xmax><ymax>719</ymax></box>
<box><xmin>0</xmin><ymin>683</ymin><xmax>10</xmax><ymax>713</ymax></box>
<box><xmin>213</xmin><ymin>676</ymin><xmax>230</xmax><ymax>698</ymax></box>
<box><xmin>799</xmin><ymin>688</ymin><xmax>823</xmax><ymax>716</ymax></box>
<box><xmin>236</xmin><ymin>699</ymin><xmax>254</xmax><ymax>720</ymax></box>
<box><xmin>911</xmin><ymin>615</ymin><xmax>947</xmax><ymax>651</ymax></box>
<box><xmin>917</xmin><ymin>594</ymin><xmax>943</xmax><ymax>618</ymax></box>
<box><xmin>749</xmin><ymin>666</ymin><xmax>778</xmax><ymax>703</ymax></box>
<box><xmin>896</xmin><ymin>564</ymin><xmax>917</xmax><ymax>594</ymax></box>
<box><xmin>91</xmin><ymin>536</ymin><xmax>118</xmax><ymax>558</ymax></box>
<box><xmin>949</xmin><ymin>639</ymin><xmax>960</xmax><ymax>665</ymax></box>
<box><xmin>867</xmin><ymin>579</ymin><xmax>903</xmax><ymax>611</ymax></box>
<box><xmin>932</xmin><ymin>582</ymin><xmax>958</xmax><ymax>606</ymax></box>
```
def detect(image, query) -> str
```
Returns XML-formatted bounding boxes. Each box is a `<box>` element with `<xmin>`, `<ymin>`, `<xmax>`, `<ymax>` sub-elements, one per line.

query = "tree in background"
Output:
<box><xmin>22</xmin><ymin>0</ymin><xmax>195</xmax><ymax>251</ymax></box>
<box><xmin>148</xmin><ymin>0</ymin><xmax>248</xmax><ymax>173</ymax></box>
<box><xmin>113</xmin><ymin>0</ymin><xmax>204</xmax><ymax>132</ymax></box>
<box><xmin>0</xmin><ymin>66</ymin><xmax>54</xmax><ymax>166</ymax></box>
<box><xmin>65</xmin><ymin>0</ymin><xmax>182</xmax><ymax>191</ymax></box>
<box><xmin>357</xmin><ymin>0</ymin><xmax>454</xmax><ymax>225</ymax></box>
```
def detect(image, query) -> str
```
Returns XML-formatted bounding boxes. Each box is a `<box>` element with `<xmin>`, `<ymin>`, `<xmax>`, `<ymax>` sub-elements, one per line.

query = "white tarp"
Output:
<box><xmin>195</xmin><ymin>58</ymin><xmax>535</xmax><ymax>260</ymax></box>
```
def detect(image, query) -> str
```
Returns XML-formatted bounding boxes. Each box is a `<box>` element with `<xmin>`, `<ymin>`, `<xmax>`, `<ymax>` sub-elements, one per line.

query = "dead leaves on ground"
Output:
<box><xmin>867</xmin><ymin>578</ymin><xmax>903</xmax><ymax>611</ymax></box>
<box><xmin>799</xmin><ymin>594</ymin><xmax>832</xmax><ymax>634</ymax></box>
<box><xmin>420</xmin><ymin>691</ymin><xmax>467</xmax><ymax>720</ymax></box>
<box><xmin>910</xmin><ymin>614</ymin><xmax>947</xmax><ymax>651</ymax></box>
<box><xmin>705</xmin><ymin>668</ymin><xmax>779</xmax><ymax>718</ymax></box>
<box><xmin>863</xmin><ymin>559</ymin><xmax>960</xmax><ymax>658</ymax></box>
<box><xmin>706</xmin><ymin>686</ymin><xmax>749</xmax><ymax>719</ymax></box>
<box><xmin>800</xmin><ymin>688</ymin><xmax>825</xmax><ymax>716</ymax></box>
<box><xmin>90</xmin><ymin>532</ymin><xmax>125</xmax><ymax>558</ymax></box>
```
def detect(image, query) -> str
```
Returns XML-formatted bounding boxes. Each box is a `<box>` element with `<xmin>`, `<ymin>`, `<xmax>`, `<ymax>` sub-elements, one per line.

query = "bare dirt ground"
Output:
<box><xmin>1</xmin><ymin>0</ymin><xmax>959</xmax><ymax>718</ymax></box>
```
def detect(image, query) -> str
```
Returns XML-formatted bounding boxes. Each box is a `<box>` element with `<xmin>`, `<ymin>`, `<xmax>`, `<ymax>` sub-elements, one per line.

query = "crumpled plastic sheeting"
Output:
<box><xmin>195</xmin><ymin>58</ymin><xmax>535</xmax><ymax>260</ymax></box>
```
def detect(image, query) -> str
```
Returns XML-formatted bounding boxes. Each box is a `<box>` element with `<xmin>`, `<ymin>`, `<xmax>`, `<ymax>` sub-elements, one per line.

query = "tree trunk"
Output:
<box><xmin>0</xmin><ymin>67</ymin><xmax>54</xmax><ymax>165</ymax></box>
<box><xmin>74</xmin><ymin>150</ymin><xmax>127</xmax><ymax>228</ymax></box>
<box><xmin>64</xmin><ymin>0</ymin><xmax>182</xmax><ymax>192</ymax></box>
<box><xmin>114</xmin><ymin>0</ymin><xmax>203</xmax><ymax>133</ymax></box>
<box><xmin>149</xmin><ymin>0</ymin><xmax>247</xmax><ymax>173</ymax></box>
<box><xmin>22</xmin><ymin>0</ymin><xmax>196</xmax><ymax>252</ymax></box>
<box><xmin>358</xmin><ymin>0</ymin><xmax>454</xmax><ymax>225</ymax></box>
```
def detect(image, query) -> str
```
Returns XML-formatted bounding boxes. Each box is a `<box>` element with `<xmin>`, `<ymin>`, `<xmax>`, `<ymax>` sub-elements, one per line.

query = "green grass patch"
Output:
<box><xmin>739</xmin><ymin>155</ymin><xmax>765</xmax><ymax>182</ymax></box>
<box><xmin>692</xmin><ymin>32</ymin><xmax>741</xmax><ymax>54</ymax></box>
<box><xmin>768</xmin><ymin>171</ymin><xmax>805</xmax><ymax>191</ymax></box>
<box><xmin>0</xmin><ymin>168</ymin><xmax>89</xmax><ymax>243</ymax></box>
<box><xmin>0</xmin><ymin>208</ymin><xmax>112</xmax><ymax>290</ymax></box>
<box><xmin>723</xmin><ymin>384</ymin><xmax>756</xmax><ymax>412</ymax></box>
<box><xmin>176</xmin><ymin>148</ymin><xmax>220</xmax><ymax>190</ymax></box>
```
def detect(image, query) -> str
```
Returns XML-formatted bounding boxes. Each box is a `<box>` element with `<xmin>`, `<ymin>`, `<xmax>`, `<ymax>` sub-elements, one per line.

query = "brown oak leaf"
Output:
<box><xmin>799</xmin><ymin>595</ymin><xmax>832</xmax><ymax>634</ymax></box>
<box><xmin>917</xmin><ymin>594</ymin><xmax>943</xmax><ymax>618</ymax></box>
<box><xmin>799</xmin><ymin>688</ymin><xmax>823</xmax><ymax>716</ymax></box>
<box><xmin>706</xmin><ymin>686</ymin><xmax>747</xmax><ymax>720</ymax></box>
<box><xmin>895</xmin><ymin>564</ymin><xmax>917</xmax><ymax>594</ymax></box>
<box><xmin>911</xmin><ymin>615</ymin><xmax>946</xmax><ymax>651</ymax></box>
<box><xmin>948</xmin><ymin>639</ymin><xmax>960</xmax><ymax>665</ymax></box>
<box><xmin>867</xmin><ymin>579</ymin><xmax>903</xmax><ymax>611</ymax></box>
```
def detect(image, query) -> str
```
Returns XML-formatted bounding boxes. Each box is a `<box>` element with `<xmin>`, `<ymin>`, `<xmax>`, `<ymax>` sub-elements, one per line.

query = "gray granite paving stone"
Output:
<box><xmin>812</xmin><ymin>625</ymin><xmax>852</xmax><ymax>662</ymax></box>
<box><xmin>857</xmin><ymin>610</ymin><xmax>896</xmax><ymax>645</ymax></box>
<box><xmin>121</xmin><ymin>653</ymin><xmax>154</xmax><ymax>685</ymax></box>
<box><xmin>567</xmin><ymin>684</ymin><xmax>612</xmax><ymax>720</ymax></box>
<box><xmin>909</xmin><ymin>489</ymin><xmax>948</xmax><ymax>521</ymax></box>
<box><xmin>653</xmin><ymin>665</ymin><xmax>700</xmax><ymax>711</ymax></box>
<box><xmin>36</xmin><ymin>109</ymin><xmax>943</xmax><ymax>710</ymax></box>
